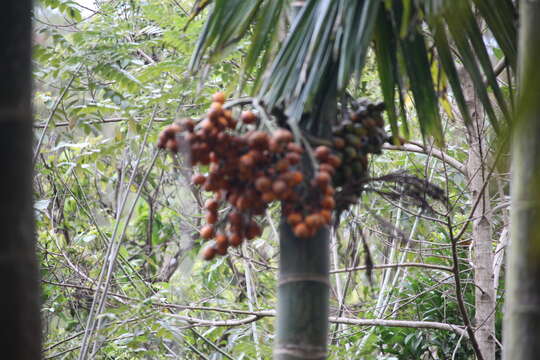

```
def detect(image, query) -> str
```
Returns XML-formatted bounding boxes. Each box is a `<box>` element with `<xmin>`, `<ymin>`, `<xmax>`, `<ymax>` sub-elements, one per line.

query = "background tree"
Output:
<box><xmin>1</xmin><ymin>0</ymin><xmax>42</xmax><ymax>358</ymax></box>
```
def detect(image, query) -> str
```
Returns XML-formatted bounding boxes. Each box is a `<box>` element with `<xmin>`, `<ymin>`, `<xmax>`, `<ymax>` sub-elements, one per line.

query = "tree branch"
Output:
<box><xmin>330</xmin><ymin>262</ymin><xmax>453</xmax><ymax>274</ymax></box>
<box><xmin>328</xmin><ymin>316</ymin><xmax>468</xmax><ymax>339</ymax></box>
<box><xmin>165</xmin><ymin>310</ymin><xmax>468</xmax><ymax>338</ymax></box>
<box><xmin>383</xmin><ymin>142</ymin><xmax>467</xmax><ymax>176</ymax></box>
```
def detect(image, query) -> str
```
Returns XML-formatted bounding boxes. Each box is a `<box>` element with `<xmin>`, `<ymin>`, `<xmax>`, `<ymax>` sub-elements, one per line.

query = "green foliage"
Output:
<box><xmin>38</xmin><ymin>0</ymin><xmax>83</xmax><ymax>21</ymax></box>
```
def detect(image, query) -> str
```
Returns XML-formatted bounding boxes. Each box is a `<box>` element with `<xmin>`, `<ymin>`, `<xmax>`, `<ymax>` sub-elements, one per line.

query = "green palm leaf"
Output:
<box><xmin>188</xmin><ymin>0</ymin><xmax>517</xmax><ymax>141</ymax></box>
<box><xmin>472</xmin><ymin>0</ymin><xmax>517</xmax><ymax>70</ymax></box>
<box><xmin>259</xmin><ymin>0</ymin><xmax>382</xmax><ymax>130</ymax></box>
<box><xmin>374</xmin><ymin>6</ymin><xmax>400</xmax><ymax>139</ymax></box>
<box><xmin>430</xmin><ymin>20</ymin><xmax>473</xmax><ymax>126</ymax></box>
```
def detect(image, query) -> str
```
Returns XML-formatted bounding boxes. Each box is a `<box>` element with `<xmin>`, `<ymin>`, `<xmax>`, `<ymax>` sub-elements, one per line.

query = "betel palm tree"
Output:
<box><xmin>187</xmin><ymin>1</ymin><xmax>531</xmax><ymax>359</ymax></box>
<box><xmin>0</xmin><ymin>0</ymin><xmax>42</xmax><ymax>359</ymax></box>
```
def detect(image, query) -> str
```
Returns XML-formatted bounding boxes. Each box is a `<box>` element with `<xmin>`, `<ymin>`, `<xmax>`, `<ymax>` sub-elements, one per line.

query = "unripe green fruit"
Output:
<box><xmin>353</xmin><ymin>126</ymin><xmax>367</xmax><ymax>137</ymax></box>
<box><xmin>345</xmin><ymin>134</ymin><xmax>361</xmax><ymax>148</ymax></box>
<box><xmin>344</xmin><ymin>146</ymin><xmax>358</xmax><ymax>159</ymax></box>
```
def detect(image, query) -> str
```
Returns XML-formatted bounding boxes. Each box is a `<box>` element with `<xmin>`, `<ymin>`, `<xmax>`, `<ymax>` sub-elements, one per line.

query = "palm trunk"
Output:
<box><xmin>0</xmin><ymin>0</ymin><xmax>42</xmax><ymax>359</ymax></box>
<box><xmin>275</xmin><ymin>224</ymin><xmax>330</xmax><ymax>359</ymax></box>
<box><xmin>503</xmin><ymin>1</ymin><xmax>540</xmax><ymax>358</ymax></box>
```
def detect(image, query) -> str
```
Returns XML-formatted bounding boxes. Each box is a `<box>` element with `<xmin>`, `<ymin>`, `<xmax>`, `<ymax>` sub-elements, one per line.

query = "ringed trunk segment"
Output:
<box><xmin>275</xmin><ymin>222</ymin><xmax>330</xmax><ymax>360</ymax></box>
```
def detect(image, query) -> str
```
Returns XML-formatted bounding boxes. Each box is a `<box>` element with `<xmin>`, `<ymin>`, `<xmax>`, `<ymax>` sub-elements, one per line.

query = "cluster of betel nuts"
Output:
<box><xmin>158</xmin><ymin>93</ymin><xmax>342</xmax><ymax>260</ymax></box>
<box><xmin>329</xmin><ymin>99</ymin><xmax>388</xmax><ymax>209</ymax></box>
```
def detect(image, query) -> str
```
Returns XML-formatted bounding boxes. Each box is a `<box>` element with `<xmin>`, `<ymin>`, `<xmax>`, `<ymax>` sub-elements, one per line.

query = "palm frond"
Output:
<box><xmin>244</xmin><ymin>0</ymin><xmax>286</xmax><ymax>89</ymax></box>
<box><xmin>189</xmin><ymin>0</ymin><xmax>287</xmax><ymax>78</ymax></box>
<box><xmin>472</xmin><ymin>0</ymin><xmax>517</xmax><ymax>70</ymax></box>
<box><xmin>259</xmin><ymin>0</ymin><xmax>381</xmax><ymax>132</ymax></box>
<box><xmin>374</xmin><ymin>7</ymin><xmax>400</xmax><ymax>140</ymax></box>
<box><xmin>189</xmin><ymin>0</ymin><xmax>263</xmax><ymax>70</ymax></box>
<box><xmin>430</xmin><ymin>20</ymin><xmax>473</xmax><ymax>126</ymax></box>
<box><xmin>188</xmin><ymin>0</ymin><xmax>517</xmax><ymax>141</ymax></box>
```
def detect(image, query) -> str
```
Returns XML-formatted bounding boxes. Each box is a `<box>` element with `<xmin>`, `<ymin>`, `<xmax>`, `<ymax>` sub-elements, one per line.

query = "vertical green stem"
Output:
<box><xmin>504</xmin><ymin>1</ymin><xmax>540</xmax><ymax>359</ymax></box>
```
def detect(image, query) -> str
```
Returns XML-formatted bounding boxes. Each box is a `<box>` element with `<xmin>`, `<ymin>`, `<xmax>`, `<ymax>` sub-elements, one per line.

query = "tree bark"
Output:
<box><xmin>462</xmin><ymin>73</ymin><xmax>496</xmax><ymax>360</ymax></box>
<box><xmin>504</xmin><ymin>1</ymin><xmax>540</xmax><ymax>358</ymax></box>
<box><xmin>0</xmin><ymin>0</ymin><xmax>42</xmax><ymax>359</ymax></box>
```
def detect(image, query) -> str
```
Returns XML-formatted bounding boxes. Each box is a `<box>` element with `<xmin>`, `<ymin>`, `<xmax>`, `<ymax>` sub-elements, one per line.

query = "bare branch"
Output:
<box><xmin>328</xmin><ymin>316</ymin><xmax>468</xmax><ymax>339</ymax></box>
<box><xmin>165</xmin><ymin>310</ymin><xmax>468</xmax><ymax>338</ymax></box>
<box><xmin>383</xmin><ymin>143</ymin><xmax>467</xmax><ymax>176</ymax></box>
<box><xmin>330</xmin><ymin>262</ymin><xmax>453</xmax><ymax>274</ymax></box>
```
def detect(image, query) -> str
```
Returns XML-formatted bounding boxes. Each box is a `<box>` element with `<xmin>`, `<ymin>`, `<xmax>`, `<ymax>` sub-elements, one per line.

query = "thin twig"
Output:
<box><xmin>448</xmin><ymin>215</ymin><xmax>485</xmax><ymax>360</ymax></box>
<box><xmin>383</xmin><ymin>142</ymin><xmax>467</xmax><ymax>176</ymax></box>
<box><xmin>330</xmin><ymin>262</ymin><xmax>453</xmax><ymax>274</ymax></box>
<box><xmin>33</xmin><ymin>64</ymin><xmax>82</xmax><ymax>164</ymax></box>
<box><xmin>190</xmin><ymin>329</ymin><xmax>235</xmax><ymax>360</ymax></box>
